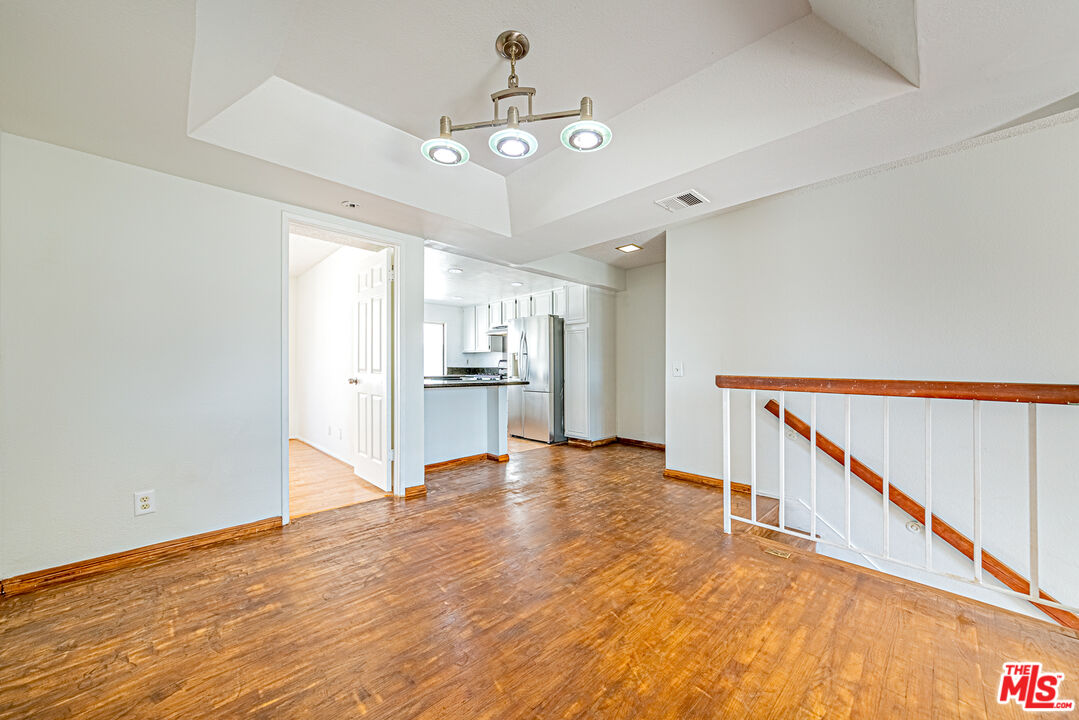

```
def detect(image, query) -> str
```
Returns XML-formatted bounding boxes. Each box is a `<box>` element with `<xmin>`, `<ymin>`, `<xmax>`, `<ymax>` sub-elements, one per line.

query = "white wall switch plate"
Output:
<box><xmin>134</xmin><ymin>489</ymin><xmax>156</xmax><ymax>516</ymax></box>
<box><xmin>672</xmin><ymin>361</ymin><xmax>684</xmax><ymax>377</ymax></box>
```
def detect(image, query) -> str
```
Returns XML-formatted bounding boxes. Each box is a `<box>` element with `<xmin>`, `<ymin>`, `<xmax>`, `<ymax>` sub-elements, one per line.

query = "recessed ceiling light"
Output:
<box><xmin>616</xmin><ymin>243</ymin><xmax>642</xmax><ymax>253</ymax></box>
<box><xmin>510</xmin><ymin>281</ymin><xmax>524</xmax><ymax>287</ymax></box>
<box><xmin>447</xmin><ymin>266</ymin><xmax>464</xmax><ymax>274</ymax></box>
<box><xmin>451</xmin><ymin>295</ymin><xmax>464</xmax><ymax>300</ymax></box>
<box><xmin>341</xmin><ymin>200</ymin><xmax>359</xmax><ymax>208</ymax></box>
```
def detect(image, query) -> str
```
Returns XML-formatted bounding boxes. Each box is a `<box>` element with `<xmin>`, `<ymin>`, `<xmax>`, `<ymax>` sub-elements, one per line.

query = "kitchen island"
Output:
<box><xmin>424</xmin><ymin>378</ymin><xmax>528</xmax><ymax>468</ymax></box>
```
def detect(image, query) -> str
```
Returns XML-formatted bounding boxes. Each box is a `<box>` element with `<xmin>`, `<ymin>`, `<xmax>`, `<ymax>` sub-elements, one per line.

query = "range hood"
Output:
<box><xmin>486</xmin><ymin>325</ymin><xmax>509</xmax><ymax>336</ymax></box>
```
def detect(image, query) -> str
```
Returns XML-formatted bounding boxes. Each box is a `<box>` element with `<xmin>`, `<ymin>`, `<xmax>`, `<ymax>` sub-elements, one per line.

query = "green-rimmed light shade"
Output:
<box><xmin>489</xmin><ymin>128</ymin><xmax>538</xmax><ymax>159</ymax></box>
<box><xmin>421</xmin><ymin>137</ymin><xmax>470</xmax><ymax>166</ymax></box>
<box><xmin>561</xmin><ymin>119</ymin><xmax>612</xmax><ymax>152</ymax></box>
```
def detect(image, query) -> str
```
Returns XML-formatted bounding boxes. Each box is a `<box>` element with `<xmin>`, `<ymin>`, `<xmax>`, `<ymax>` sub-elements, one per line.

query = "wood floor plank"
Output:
<box><xmin>288</xmin><ymin>439</ymin><xmax>388</xmax><ymax>518</ymax></box>
<box><xmin>1</xmin><ymin>444</ymin><xmax>1076</xmax><ymax>719</ymax></box>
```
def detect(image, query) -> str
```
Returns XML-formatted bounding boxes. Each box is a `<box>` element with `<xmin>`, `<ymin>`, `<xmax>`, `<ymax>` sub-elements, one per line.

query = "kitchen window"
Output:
<box><xmin>423</xmin><ymin>322</ymin><xmax>446</xmax><ymax>376</ymax></box>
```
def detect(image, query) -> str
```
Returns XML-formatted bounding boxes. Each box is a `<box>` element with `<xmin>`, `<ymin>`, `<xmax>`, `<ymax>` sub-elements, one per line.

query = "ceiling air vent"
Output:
<box><xmin>654</xmin><ymin>189</ymin><xmax>709</xmax><ymax>213</ymax></box>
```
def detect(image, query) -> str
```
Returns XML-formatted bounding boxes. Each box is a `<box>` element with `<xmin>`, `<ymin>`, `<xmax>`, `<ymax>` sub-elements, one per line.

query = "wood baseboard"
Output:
<box><xmin>567</xmin><ymin>437</ymin><xmax>617</xmax><ymax>449</ymax></box>
<box><xmin>0</xmin><ymin>516</ymin><xmax>282</xmax><ymax>597</ymax></box>
<box><xmin>424</xmin><ymin>454</ymin><xmax>487</xmax><ymax>472</ymax></box>
<box><xmin>486</xmin><ymin>453</ymin><xmax>510</xmax><ymax>462</ymax></box>
<box><xmin>616</xmin><ymin>437</ymin><xmax>665</xmax><ymax>451</ymax></box>
<box><xmin>663</xmin><ymin>468</ymin><xmax>751</xmax><ymax>494</ymax></box>
<box><xmin>403</xmin><ymin>485</ymin><xmax>427</xmax><ymax>499</ymax></box>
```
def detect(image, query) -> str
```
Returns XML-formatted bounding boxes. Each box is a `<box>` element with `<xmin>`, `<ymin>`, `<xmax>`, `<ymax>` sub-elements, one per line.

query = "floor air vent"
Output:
<box><xmin>654</xmin><ymin>189</ymin><xmax>709</xmax><ymax>212</ymax></box>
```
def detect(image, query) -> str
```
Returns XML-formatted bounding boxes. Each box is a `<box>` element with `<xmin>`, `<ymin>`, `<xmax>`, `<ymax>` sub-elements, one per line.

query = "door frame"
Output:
<box><xmin>280</xmin><ymin>212</ymin><xmax>407</xmax><ymax>523</ymax></box>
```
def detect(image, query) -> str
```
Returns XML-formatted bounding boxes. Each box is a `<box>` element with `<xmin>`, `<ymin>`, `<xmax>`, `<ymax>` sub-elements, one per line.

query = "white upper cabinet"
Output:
<box><xmin>501</xmin><ymin>298</ymin><xmax>516</xmax><ymax>324</ymax></box>
<box><xmin>563</xmin><ymin>284</ymin><xmax>587</xmax><ymax>324</ymax></box>
<box><xmin>531</xmin><ymin>290</ymin><xmax>553</xmax><ymax>317</ymax></box>
<box><xmin>488</xmin><ymin>302</ymin><xmax>501</xmax><ymax>329</ymax></box>
<box><xmin>553</xmin><ymin>286</ymin><xmax>566</xmax><ymax>317</ymax></box>
<box><xmin>473</xmin><ymin>304</ymin><xmax>489</xmax><ymax>352</ymax></box>
<box><xmin>516</xmin><ymin>294</ymin><xmax>533</xmax><ymax>318</ymax></box>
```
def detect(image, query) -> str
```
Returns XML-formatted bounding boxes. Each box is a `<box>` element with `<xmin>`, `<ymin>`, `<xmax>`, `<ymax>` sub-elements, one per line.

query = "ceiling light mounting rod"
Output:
<box><xmin>421</xmin><ymin>30</ymin><xmax>612</xmax><ymax>165</ymax></box>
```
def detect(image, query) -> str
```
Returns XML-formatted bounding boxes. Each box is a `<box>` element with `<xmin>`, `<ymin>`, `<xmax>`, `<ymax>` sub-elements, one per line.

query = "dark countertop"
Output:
<box><xmin>423</xmin><ymin>378</ymin><xmax>529</xmax><ymax>389</ymax></box>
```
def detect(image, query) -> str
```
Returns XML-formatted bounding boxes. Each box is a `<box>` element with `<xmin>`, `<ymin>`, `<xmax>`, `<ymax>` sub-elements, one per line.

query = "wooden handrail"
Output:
<box><xmin>763</xmin><ymin>398</ymin><xmax>1079</xmax><ymax>630</ymax></box>
<box><xmin>716</xmin><ymin>376</ymin><xmax>1079</xmax><ymax>405</ymax></box>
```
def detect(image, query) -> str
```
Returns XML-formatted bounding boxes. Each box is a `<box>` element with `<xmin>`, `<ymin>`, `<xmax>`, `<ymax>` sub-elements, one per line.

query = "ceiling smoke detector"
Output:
<box><xmin>654</xmin><ymin>189</ymin><xmax>709</xmax><ymax>213</ymax></box>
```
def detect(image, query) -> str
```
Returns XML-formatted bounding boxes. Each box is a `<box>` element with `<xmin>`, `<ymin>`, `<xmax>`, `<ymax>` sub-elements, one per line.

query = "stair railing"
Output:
<box><xmin>715</xmin><ymin>375</ymin><xmax>1079</xmax><ymax>628</ymax></box>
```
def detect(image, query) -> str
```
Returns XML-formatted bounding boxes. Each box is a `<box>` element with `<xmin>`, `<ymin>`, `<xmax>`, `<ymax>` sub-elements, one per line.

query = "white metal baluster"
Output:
<box><xmin>749</xmin><ymin>390</ymin><xmax>757</xmax><ymax>523</ymax></box>
<box><xmin>925</xmin><ymin>399</ymin><xmax>933</xmax><ymax>570</ymax></box>
<box><xmin>844</xmin><ymin>395</ymin><xmax>851</xmax><ymax>548</ymax></box>
<box><xmin>973</xmin><ymin>400</ymin><xmax>982</xmax><ymax>583</ymax></box>
<box><xmin>722</xmin><ymin>388</ymin><xmax>731</xmax><ymax>534</ymax></box>
<box><xmin>810</xmin><ymin>395</ymin><xmax>818</xmax><ymax>540</ymax></box>
<box><xmin>882</xmin><ymin>397</ymin><xmax>890</xmax><ymax>558</ymax></box>
<box><xmin>1028</xmin><ymin>403</ymin><xmax>1039</xmax><ymax>600</ymax></box>
<box><xmin>778</xmin><ymin>391</ymin><xmax>786</xmax><ymax>530</ymax></box>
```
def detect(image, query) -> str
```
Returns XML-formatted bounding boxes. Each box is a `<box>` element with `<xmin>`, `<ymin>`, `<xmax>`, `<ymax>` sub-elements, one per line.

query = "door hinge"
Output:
<box><xmin>388</xmin><ymin>268</ymin><xmax>396</xmax><ymax>281</ymax></box>
<box><xmin>388</xmin><ymin>448</ymin><xmax>395</xmax><ymax>461</ymax></box>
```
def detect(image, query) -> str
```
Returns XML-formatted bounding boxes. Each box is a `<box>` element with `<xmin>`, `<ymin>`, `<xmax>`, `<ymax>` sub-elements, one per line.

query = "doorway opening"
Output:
<box><xmin>286</xmin><ymin>219</ymin><xmax>397</xmax><ymax>519</ymax></box>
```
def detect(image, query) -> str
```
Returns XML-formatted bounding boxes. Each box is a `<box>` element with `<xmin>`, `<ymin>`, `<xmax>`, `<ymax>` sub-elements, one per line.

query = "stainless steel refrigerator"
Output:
<box><xmin>507</xmin><ymin>315</ymin><xmax>565</xmax><ymax>443</ymax></box>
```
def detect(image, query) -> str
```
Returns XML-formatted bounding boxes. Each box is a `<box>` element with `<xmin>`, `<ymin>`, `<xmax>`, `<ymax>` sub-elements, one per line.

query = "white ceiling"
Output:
<box><xmin>272</xmin><ymin>0</ymin><xmax>812</xmax><ymax>175</ymax></box>
<box><xmin>4</xmin><ymin>1</ymin><xmax>1079</xmax><ymax>275</ymax></box>
<box><xmin>574</xmin><ymin>231</ymin><xmax>666</xmax><ymax>270</ymax></box>
<box><xmin>424</xmin><ymin>248</ymin><xmax>564</xmax><ymax>306</ymax></box>
<box><xmin>288</xmin><ymin>233</ymin><xmax>342</xmax><ymax>277</ymax></box>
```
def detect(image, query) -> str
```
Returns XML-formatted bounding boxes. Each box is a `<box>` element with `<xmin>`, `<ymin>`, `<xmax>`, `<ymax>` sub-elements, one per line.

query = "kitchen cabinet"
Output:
<box><xmin>501</xmin><ymin>298</ymin><xmax>517</xmax><ymax>324</ymax></box>
<box><xmin>563</xmin><ymin>284</ymin><xmax>587</xmax><ymax>324</ymax></box>
<box><xmin>470</xmin><ymin>304</ymin><xmax>491</xmax><ymax>352</ymax></box>
<box><xmin>487</xmin><ymin>302</ymin><xmax>501</xmax><ymax>330</ymax></box>
<box><xmin>563</xmin><ymin>325</ymin><xmax>588</xmax><ymax>438</ymax></box>
<box><xmin>531</xmin><ymin>290</ymin><xmax>553</xmax><ymax>317</ymax></box>
<box><xmin>515</xmin><ymin>294</ymin><xmax>532</xmax><ymax>318</ymax></box>
<box><xmin>552</xmin><ymin>287</ymin><xmax>566</xmax><ymax>317</ymax></box>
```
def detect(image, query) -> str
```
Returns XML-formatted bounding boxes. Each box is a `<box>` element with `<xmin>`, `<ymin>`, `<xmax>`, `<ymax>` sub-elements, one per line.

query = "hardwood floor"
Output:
<box><xmin>1</xmin><ymin>444</ymin><xmax>1076</xmax><ymax>719</ymax></box>
<box><xmin>507</xmin><ymin>434</ymin><xmax>552</xmax><ymax>454</ymax></box>
<box><xmin>289</xmin><ymin>439</ymin><xmax>387</xmax><ymax>518</ymax></box>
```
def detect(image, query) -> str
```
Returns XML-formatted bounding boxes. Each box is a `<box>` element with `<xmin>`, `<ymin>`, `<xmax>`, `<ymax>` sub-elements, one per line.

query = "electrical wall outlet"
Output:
<box><xmin>134</xmin><ymin>489</ymin><xmax>156</xmax><ymax>516</ymax></box>
<box><xmin>672</xmin><ymin>361</ymin><xmax>684</xmax><ymax>377</ymax></box>
<box><xmin>785</xmin><ymin>428</ymin><xmax>798</xmax><ymax>441</ymax></box>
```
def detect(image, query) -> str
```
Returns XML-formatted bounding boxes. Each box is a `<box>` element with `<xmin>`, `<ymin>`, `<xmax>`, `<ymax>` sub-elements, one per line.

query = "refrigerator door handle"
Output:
<box><xmin>520</xmin><ymin>333</ymin><xmax>528</xmax><ymax>381</ymax></box>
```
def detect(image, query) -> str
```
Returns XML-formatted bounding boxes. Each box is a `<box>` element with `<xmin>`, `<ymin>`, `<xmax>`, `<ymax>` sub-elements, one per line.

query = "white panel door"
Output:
<box><xmin>351</xmin><ymin>248</ymin><xmax>392</xmax><ymax>491</ymax></box>
<box><xmin>564</xmin><ymin>325</ymin><xmax>588</xmax><ymax>438</ymax></box>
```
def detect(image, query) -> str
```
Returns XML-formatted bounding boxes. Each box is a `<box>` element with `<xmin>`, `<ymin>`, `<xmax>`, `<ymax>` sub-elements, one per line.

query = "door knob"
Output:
<box><xmin>348</xmin><ymin>378</ymin><xmax>359</xmax><ymax>385</ymax></box>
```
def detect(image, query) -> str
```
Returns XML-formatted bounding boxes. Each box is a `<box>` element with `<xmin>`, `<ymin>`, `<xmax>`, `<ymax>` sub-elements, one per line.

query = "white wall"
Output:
<box><xmin>294</xmin><ymin>246</ymin><xmax>375</xmax><ymax>462</ymax></box>
<box><xmin>666</xmin><ymin>114</ymin><xmax>1079</xmax><ymax>613</ymax></box>
<box><xmin>0</xmin><ymin>133</ymin><xmax>426</xmax><ymax>578</ymax></box>
<box><xmin>616</xmin><ymin>263</ymin><xmax>665</xmax><ymax>444</ymax></box>
<box><xmin>423</xmin><ymin>302</ymin><xmax>465</xmax><ymax>370</ymax></box>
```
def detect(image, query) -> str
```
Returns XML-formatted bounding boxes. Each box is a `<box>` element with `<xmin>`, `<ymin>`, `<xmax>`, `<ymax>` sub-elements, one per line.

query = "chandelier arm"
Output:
<box><xmin>450</xmin><ymin>106</ymin><xmax>584</xmax><ymax>134</ymax></box>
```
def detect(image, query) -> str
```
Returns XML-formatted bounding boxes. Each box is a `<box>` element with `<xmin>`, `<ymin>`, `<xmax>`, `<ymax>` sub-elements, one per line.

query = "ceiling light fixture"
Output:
<box><xmin>422</xmin><ymin>30</ymin><xmax>612</xmax><ymax>166</ymax></box>
<box><xmin>616</xmin><ymin>243</ymin><xmax>642</xmax><ymax>253</ymax></box>
<box><xmin>510</xmin><ymin>281</ymin><xmax>524</xmax><ymax>287</ymax></box>
<box><xmin>447</xmin><ymin>266</ymin><xmax>464</xmax><ymax>274</ymax></box>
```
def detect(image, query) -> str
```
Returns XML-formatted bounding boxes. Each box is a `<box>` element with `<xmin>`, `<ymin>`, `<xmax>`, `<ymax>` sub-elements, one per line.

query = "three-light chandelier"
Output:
<box><xmin>421</xmin><ymin>31</ymin><xmax>613</xmax><ymax>167</ymax></box>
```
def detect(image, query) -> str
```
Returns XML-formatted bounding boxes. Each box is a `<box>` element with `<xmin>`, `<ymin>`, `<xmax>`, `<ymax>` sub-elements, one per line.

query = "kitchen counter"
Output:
<box><xmin>424</xmin><ymin>378</ymin><xmax>529</xmax><ymax>389</ymax></box>
<box><xmin>423</xmin><ymin>380</ymin><xmax>521</xmax><ymax>466</ymax></box>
